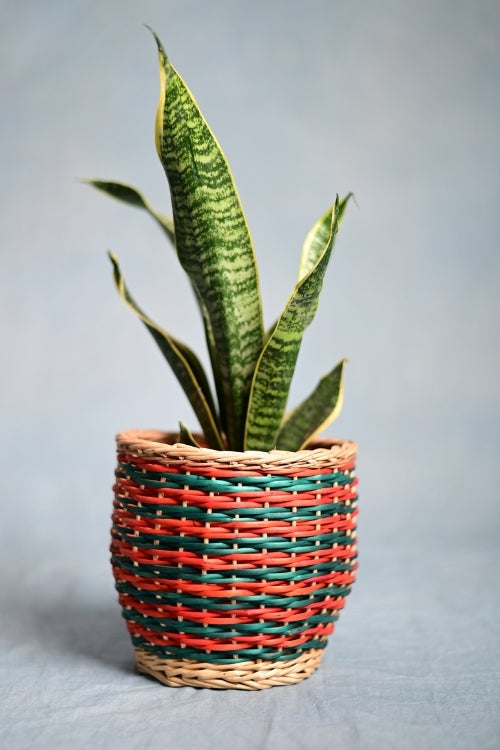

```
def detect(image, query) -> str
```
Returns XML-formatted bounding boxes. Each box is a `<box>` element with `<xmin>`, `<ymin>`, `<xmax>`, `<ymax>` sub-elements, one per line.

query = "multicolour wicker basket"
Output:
<box><xmin>111</xmin><ymin>429</ymin><xmax>358</xmax><ymax>689</ymax></box>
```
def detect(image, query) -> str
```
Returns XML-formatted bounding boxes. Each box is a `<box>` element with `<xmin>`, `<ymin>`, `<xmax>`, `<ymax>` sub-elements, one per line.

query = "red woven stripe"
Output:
<box><xmin>126</xmin><ymin>620</ymin><xmax>335</xmax><ymax>651</ymax></box>
<box><xmin>113</xmin><ymin>478</ymin><xmax>358</xmax><ymax>509</ymax></box>
<box><xmin>112</xmin><ymin>566</ymin><xmax>357</xmax><ymax>598</ymax></box>
<box><xmin>112</xmin><ymin>507</ymin><xmax>358</xmax><ymax>540</ymax></box>
<box><xmin>118</xmin><ymin>453</ymin><xmax>356</xmax><ymax>478</ymax></box>
<box><xmin>111</xmin><ymin>537</ymin><xmax>357</xmax><ymax>569</ymax></box>
<box><xmin>118</xmin><ymin>592</ymin><xmax>345</xmax><ymax>624</ymax></box>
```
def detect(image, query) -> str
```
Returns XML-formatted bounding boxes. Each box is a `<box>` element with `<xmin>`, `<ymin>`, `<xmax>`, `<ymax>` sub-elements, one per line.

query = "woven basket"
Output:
<box><xmin>111</xmin><ymin>429</ymin><xmax>358</xmax><ymax>690</ymax></box>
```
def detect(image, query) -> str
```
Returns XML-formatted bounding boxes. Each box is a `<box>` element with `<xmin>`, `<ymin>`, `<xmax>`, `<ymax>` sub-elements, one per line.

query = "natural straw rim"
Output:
<box><xmin>116</xmin><ymin>429</ymin><xmax>358</xmax><ymax>472</ymax></box>
<box><xmin>134</xmin><ymin>647</ymin><xmax>325</xmax><ymax>690</ymax></box>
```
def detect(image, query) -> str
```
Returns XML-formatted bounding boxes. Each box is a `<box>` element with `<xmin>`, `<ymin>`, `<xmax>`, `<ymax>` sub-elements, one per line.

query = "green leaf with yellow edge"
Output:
<box><xmin>87</xmin><ymin>179</ymin><xmax>223</xmax><ymax>424</ymax></box>
<box><xmin>108</xmin><ymin>251</ymin><xmax>224</xmax><ymax>450</ymax></box>
<box><xmin>151</xmin><ymin>31</ymin><xmax>264</xmax><ymax>450</ymax></box>
<box><xmin>86</xmin><ymin>180</ymin><xmax>175</xmax><ymax>243</ymax></box>
<box><xmin>263</xmin><ymin>195</ymin><xmax>351</xmax><ymax>345</ymax></box>
<box><xmin>244</xmin><ymin>198</ymin><xmax>342</xmax><ymax>451</ymax></box>
<box><xmin>275</xmin><ymin>358</ymin><xmax>346</xmax><ymax>451</ymax></box>
<box><xmin>298</xmin><ymin>194</ymin><xmax>352</xmax><ymax>281</ymax></box>
<box><xmin>178</xmin><ymin>421</ymin><xmax>202</xmax><ymax>447</ymax></box>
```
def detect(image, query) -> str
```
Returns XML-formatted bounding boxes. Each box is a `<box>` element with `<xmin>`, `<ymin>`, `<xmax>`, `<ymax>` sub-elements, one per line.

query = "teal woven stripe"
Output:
<box><xmin>122</xmin><ymin>609</ymin><xmax>338</xmax><ymax>637</ymax></box>
<box><xmin>116</xmin><ymin>496</ymin><xmax>354</xmax><ymax>522</ymax></box>
<box><xmin>111</xmin><ymin>553</ymin><xmax>356</xmax><ymax>582</ymax></box>
<box><xmin>115</xmin><ymin>579</ymin><xmax>352</xmax><ymax>610</ymax></box>
<box><xmin>130</xmin><ymin>634</ymin><xmax>330</xmax><ymax>664</ymax></box>
<box><xmin>115</xmin><ymin>528</ymin><xmax>352</xmax><ymax>554</ymax></box>
<box><xmin>118</xmin><ymin>462</ymin><xmax>354</xmax><ymax>493</ymax></box>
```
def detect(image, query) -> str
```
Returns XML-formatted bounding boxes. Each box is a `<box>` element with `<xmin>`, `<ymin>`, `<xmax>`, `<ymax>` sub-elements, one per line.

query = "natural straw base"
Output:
<box><xmin>134</xmin><ymin>648</ymin><xmax>325</xmax><ymax>690</ymax></box>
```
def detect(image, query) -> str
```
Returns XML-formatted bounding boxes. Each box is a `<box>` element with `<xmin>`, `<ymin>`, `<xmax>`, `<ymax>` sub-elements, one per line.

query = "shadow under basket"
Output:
<box><xmin>111</xmin><ymin>429</ymin><xmax>359</xmax><ymax>690</ymax></box>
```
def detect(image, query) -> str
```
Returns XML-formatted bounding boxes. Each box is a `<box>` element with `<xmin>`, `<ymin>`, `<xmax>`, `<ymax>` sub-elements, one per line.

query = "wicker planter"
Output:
<box><xmin>111</xmin><ymin>429</ymin><xmax>358</xmax><ymax>690</ymax></box>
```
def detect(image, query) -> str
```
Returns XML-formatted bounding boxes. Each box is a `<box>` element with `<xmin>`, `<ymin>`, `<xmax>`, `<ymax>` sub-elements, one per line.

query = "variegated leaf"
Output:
<box><xmin>298</xmin><ymin>193</ymin><xmax>352</xmax><ymax>280</ymax></box>
<box><xmin>87</xmin><ymin>179</ymin><xmax>223</xmax><ymax>421</ymax></box>
<box><xmin>263</xmin><ymin>195</ymin><xmax>351</xmax><ymax>345</ymax></box>
<box><xmin>275</xmin><ymin>359</ymin><xmax>346</xmax><ymax>451</ymax></box>
<box><xmin>152</xmin><ymin>31</ymin><xmax>264</xmax><ymax>450</ymax></box>
<box><xmin>244</xmin><ymin>199</ymin><xmax>342</xmax><ymax>451</ymax></box>
<box><xmin>108</xmin><ymin>252</ymin><xmax>224</xmax><ymax>450</ymax></box>
<box><xmin>87</xmin><ymin>180</ymin><xmax>174</xmax><ymax>243</ymax></box>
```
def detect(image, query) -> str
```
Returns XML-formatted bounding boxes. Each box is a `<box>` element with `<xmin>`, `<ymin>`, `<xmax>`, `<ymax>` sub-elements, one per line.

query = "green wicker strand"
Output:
<box><xmin>116</xmin><ymin>496</ymin><xmax>354</xmax><ymax>521</ymax></box>
<box><xmin>130</xmin><ymin>636</ymin><xmax>332</xmax><ymax>664</ymax></box>
<box><xmin>116</xmin><ymin>530</ymin><xmax>352</xmax><ymax>554</ymax></box>
<box><xmin>112</xmin><ymin>555</ymin><xmax>356</xmax><ymax>582</ymax></box>
<box><xmin>117</xmin><ymin>463</ymin><xmax>354</xmax><ymax>492</ymax></box>
<box><xmin>115</xmin><ymin>581</ymin><xmax>353</xmax><ymax>610</ymax></box>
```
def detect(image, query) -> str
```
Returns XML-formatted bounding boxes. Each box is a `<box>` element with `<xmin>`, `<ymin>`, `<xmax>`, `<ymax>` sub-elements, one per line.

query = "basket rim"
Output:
<box><xmin>116</xmin><ymin>429</ymin><xmax>357</xmax><ymax>471</ymax></box>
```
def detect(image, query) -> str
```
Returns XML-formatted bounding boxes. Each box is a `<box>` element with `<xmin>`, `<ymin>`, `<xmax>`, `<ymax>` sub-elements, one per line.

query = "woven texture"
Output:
<box><xmin>111</xmin><ymin>430</ymin><xmax>358</xmax><ymax>689</ymax></box>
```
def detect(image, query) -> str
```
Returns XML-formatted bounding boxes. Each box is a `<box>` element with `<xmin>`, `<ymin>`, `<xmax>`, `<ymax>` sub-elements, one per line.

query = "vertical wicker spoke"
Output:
<box><xmin>111</xmin><ymin>430</ymin><xmax>358</xmax><ymax>689</ymax></box>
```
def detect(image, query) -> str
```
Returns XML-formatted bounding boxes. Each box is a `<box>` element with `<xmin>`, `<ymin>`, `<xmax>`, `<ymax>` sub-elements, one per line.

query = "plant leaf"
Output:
<box><xmin>275</xmin><ymin>359</ymin><xmax>346</xmax><ymax>451</ymax></box>
<box><xmin>178</xmin><ymin>421</ymin><xmax>202</xmax><ymax>447</ymax></box>
<box><xmin>108</xmin><ymin>251</ymin><xmax>224</xmax><ymax>450</ymax></box>
<box><xmin>244</xmin><ymin>199</ymin><xmax>342</xmax><ymax>451</ymax></box>
<box><xmin>297</xmin><ymin>194</ymin><xmax>352</xmax><ymax>281</ymax></box>
<box><xmin>86</xmin><ymin>179</ymin><xmax>223</xmax><ymax>416</ymax></box>
<box><xmin>263</xmin><ymin>195</ymin><xmax>351</xmax><ymax>346</ymax></box>
<box><xmin>86</xmin><ymin>180</ymin><xmax>175</xmax><ymax>243</ymax></box>
<box><xmin>151</xmin><ymin>31</ymin><xmax>264</xmax><ymax>450</ymax></box>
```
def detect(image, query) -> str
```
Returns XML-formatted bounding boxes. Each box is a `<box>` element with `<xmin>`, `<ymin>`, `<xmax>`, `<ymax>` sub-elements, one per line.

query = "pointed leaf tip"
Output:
<box><xmin>154</xmin><ymin>40</ymin><xmax>264</xmax><ymax>450</ymax></box>
<box><xmin>244</xmin><ymin>199</ymin><xmax>344</xmax><ymax>451</ymax></box>
<box><xmin>146</xmin><ymin>25</ymin><xmax>168</xmax><ymax>65</ymax></box>
<box><xmin>275</xmin><ymin>357</ymin><xmax>347</xmax><ymax>451</ymax></box>
<box><xmin>107</xmin><ymin>251</ymin><xmax>224</xmax><ymax>450</ymax></box>
<box><xmin>89</xmin><ymin>180</ymin><xmax>175</xmax><ymax>244</ymax></box>
<box><xmin>178</xmin><ymin>422</ymin><xmax>201</xmax><ymax>447</ymax></box>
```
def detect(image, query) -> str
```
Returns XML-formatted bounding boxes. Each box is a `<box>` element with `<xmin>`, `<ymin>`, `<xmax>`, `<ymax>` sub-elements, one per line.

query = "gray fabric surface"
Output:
<box><xmin>2</xmin><ymin>536</ymin><xmax>499</xmax><ymax>749</ymax></box>
<box><xmin>1</xmin><ymin>1</ymin><xmax>499</xmax><ymax>747</ymax></box>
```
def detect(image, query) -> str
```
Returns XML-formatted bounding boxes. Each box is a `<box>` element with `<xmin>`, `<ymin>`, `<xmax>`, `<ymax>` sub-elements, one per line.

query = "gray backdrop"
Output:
<box><xmin>1</xmin><ymin>1</ymin><xmax>499</xmax><ymax>748</ymax></box>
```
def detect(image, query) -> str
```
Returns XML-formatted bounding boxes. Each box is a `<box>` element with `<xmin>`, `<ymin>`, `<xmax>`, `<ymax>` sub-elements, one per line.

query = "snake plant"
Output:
<box><xmin>90</xmin><ymin>31</ymin><xmax>352</xmax><ymax>452</ymax></box>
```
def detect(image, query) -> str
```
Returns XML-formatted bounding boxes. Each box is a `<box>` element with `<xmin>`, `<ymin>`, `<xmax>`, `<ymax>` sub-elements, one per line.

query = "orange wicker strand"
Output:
<box><xmin>111</xmin><ymin>430</ymin><xmax>358</xmax><ymax>689</ymax></box>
